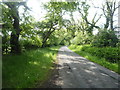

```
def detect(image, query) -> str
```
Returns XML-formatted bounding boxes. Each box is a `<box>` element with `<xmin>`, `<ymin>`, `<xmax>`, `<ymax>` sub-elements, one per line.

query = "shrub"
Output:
<box><xmin>116</xmin><ymin>40</ymin><xmax>120</xmax><ymax>47</ymax></box>
<box><xmin>69</xmin><ymin>45</ymin><xmax>119</xmax><ymax>74</ymax></box>
<box><xmin>81</xmin><ymin>45</ymin><xmax>120</xmax><ymax>63</ymax></box>
<box><xmin>92</xmin><ymin>29</ymin><xmax>118</xmax><ymax>47</ymax></box>
<box><xmin>20</xmin><ymin>36</ymin><xmax>42</xmax><ymax>50</ymax></box>
<box><xmin>2</xmin><ymin>35</ymin><xmax>10</xmax><ymax>54</ymax></box>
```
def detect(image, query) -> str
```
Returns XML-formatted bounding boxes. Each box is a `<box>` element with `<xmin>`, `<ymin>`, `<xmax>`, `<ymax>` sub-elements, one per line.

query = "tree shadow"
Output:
<box><xmin>55</xmin><ymin>46</ymin><xmax>120</xmax><ymax>88</ymax></box>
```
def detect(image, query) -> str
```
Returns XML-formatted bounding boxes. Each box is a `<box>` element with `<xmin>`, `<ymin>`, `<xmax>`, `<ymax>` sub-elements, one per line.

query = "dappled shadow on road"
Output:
<box><xmin>56</xmin><ymin>46</ymin><xmax>119</xmax><ymax>88</ymax></box>
<box><xmin>57</xmin><ymin>61</ymin><xmax>119</xmax><ymax>88</ymax></box>
<box><xmin>39</xmin><ymin>63</ymin><xmax>62</xmax><ymax>88</ymax></box>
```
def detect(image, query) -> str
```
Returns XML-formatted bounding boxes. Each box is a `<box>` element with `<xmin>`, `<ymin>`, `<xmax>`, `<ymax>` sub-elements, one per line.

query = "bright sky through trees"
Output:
<box><xmin>24</xmin><ymin>0</ymin><xmax>119</xmax><ymax>35</ymax></box>
<box><xmin>26</xmin><ymin>0</ymin><xmax>118</xmax><ymax>24</ymax></box>
<box><xmin>26</xmin><ymin>0</ymin><xmax>102</xmax><ymax>21</ymax></box>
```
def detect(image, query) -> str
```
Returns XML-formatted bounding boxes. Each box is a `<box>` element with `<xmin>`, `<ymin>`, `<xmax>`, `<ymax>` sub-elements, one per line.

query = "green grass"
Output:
<box><xmin>69</xmin><ymin>45</ymin><xmax>119</xmax><ymax>74</ymax></box>
<box><xmin>2</xmin><ymin>46</ymin><xmax>60</xmax><ymax>88</ymax></box>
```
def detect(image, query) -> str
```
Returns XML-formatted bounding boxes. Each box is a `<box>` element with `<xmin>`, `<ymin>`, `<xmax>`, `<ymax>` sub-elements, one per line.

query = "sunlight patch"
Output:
<box><xmin>29</xmin><ymin>61</ymin><xmax>40</xmax><ymax>65</ymax></box>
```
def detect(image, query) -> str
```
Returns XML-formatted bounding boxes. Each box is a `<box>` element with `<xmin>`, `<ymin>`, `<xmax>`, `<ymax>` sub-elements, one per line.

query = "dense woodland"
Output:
<box><xmin>1</xmin><ymin>0</ymin><xmax>120</xmax><ymax>88</ymax></box>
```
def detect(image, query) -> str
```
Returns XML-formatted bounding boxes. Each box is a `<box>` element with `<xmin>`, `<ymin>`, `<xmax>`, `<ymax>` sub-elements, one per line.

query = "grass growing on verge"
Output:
<box><xmin>69</xmin><ymin>45</ymin><xmax>119</xmax><ymax>74</ymax></box>
<box><xmin>3</xmin><ymin>46</ymin><xmax>60</xmax><ymax>88</ymax></box>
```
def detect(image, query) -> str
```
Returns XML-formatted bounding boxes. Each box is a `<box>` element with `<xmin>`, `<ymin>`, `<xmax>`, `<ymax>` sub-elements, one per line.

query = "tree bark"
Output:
<box><xmin>8</xmin><ymin>3</ymin><xmax>21</xmax><ymax>54</ymax></box>
<box><xmin>42</xmin><ymin>32</ymin><xmax>50</xmax><ymax>48</ymax></box>
<box><xmin>110</xmin><ymin>14</ymin><xmax>114</xmax><ymax>30</ymax></box>
<box><xmin>5</xmin><ymin>2</ymin><xmax>29</xmax><ymax>54</ymax></box>
<box><xmin>104</xmin><ymin>17</ymin><xmax>109</xmax><ymax>29</ymax></box>
<box><xmin>42</xmin><ymin>29</ymin><xmax>55</xmax><ymax>48</ymax></box>
<box><xmin>10</xmin><ymin>33</ymin><xmax>21</xmax><ymax>53</ymax></box>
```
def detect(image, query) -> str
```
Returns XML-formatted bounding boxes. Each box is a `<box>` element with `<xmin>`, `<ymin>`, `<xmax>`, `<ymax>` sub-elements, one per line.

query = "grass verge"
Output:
<box><xmin>2</xmin><ymin>46</ymin><xmax>60</xmax><ymax>88</ymax></box>
<box><xmin>69</xmin><ymin>45</ymin><xmax>119</xmax><ymax>74</ymax></box>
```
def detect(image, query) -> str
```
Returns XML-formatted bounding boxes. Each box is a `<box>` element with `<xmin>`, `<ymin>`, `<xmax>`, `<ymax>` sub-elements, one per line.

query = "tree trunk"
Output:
<box><xmin>10</xmin><ymin>9</ymin><xmax>21</xmax><ymax>54</ymax></box>
<box><xmin>10</xmin><ymin>33</ymin><xmax>21</xmax><ymax>53</ymax></box>
<box><xmin>42</xmin><ymin>34</ymin><xmax>49</xmax><ymax>48</ymax></box>
<box><xmin>110</xmin><ymin>15</ymin><xmax>114</xmax><ymax>30</ymax></box>
<box><xmin>42</xmin><ymin>31</ymin><xmax>52</xmax><ymax>48</ymax></box>
<box><xmin>104</xmin><ymin>17</ymin><xmax>109</xmax><ymax>29</ymax></box>
<box><xmin>42</xmin><ymin>29</ymin><xmax>55</xmax><ymax>48</ymax></box>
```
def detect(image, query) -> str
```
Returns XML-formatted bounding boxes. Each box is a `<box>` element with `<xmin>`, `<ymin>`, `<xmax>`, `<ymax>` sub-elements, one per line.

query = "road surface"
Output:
<box><xmin>54</xmin><ymin>46</ymin><xmax>120</xmax><ymax>88</ymax></box>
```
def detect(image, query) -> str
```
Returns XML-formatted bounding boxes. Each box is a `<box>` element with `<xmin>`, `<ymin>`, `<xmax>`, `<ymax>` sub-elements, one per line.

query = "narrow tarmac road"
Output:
<box><xmin>54</xmin><ymin>46</ymin><xmax>120</xmax><ymax>88</ymax></box>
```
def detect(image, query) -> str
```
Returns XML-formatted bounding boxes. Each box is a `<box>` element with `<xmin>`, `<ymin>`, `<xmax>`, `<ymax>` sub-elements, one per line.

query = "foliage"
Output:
<box><xmin>116</xmin><ymin>40</ymin><xmax>120</xmax><ymax>47</ymax></box>
<box><xmin>1</xmin><ymin>2</ymin><xmax>31</xmax><ymax>53</ymax></box>
<box><xmin>92</xmin><ymin>29</ymin><xmax>119</xmax><ymax>47</ymax></box>
<box><xmin>102</xmin><ymin>0</ymin><xmax>119</xmax><ymax>30</ymax></box>
<box><xmin>46</xmin><ymin>29</ymin><xmax>64</xmax><ymax>46</ymax></box>
<box><xmin>19</xmin><ymin>15</ymin><xmax>43</xmax><ymax>49</ymax></box>
<box><xmin>69</xmin><ymin>45</ymin><xmax>119</xmax><ymax>74</ymax></box>
<box><xmin>71</xmin><ymin>31</ymin><xmax>92</xmax><ymax>45</ymax></box>
<box><xmin>2</xmin><ymin>1</ymin><xmax>120</xmax><ymax>88</ymax></box>
<box><xmin>44</xmin><ymin>28</ymin><xmax>73</xmax><ymax>46</ymax></box>
<box><xmin>77</xmin><ymin>1</ymin><xmax>100</xmax><ymax>34</ymax></box>
<box><xmin>20</xmin><ymin>35</ymin><xmax>42</xmax><ymax>50</ymax></box>
<box><xmin>44</xmin><ymin>2</ymin><xmax>78</xmax><ymax>13</ymax></box>
<box><xmin>80</xmin><ymin>45</ymin><xmax>120</xmax><ymax>63</ymax></box>
<box><xmin>2</xmin><ymin>46</ymin><xmax>60</xmax><ymax>88</ymax></box>
<box><xmin>1</xmin><ymin>3</ymin><xmax>13</xmax><ymax>53</ymax></box>
<box><xmin>36</xmin><ymin>2</ymin><xmax>79</xmax><ymax>47</ymax></box>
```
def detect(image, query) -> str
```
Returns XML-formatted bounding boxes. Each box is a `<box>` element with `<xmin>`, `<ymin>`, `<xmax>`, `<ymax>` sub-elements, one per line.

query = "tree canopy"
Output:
<box><xmin>1</xmin><ymin>0</ymin><xmax>119</xmax><ymax>54</ymax></box>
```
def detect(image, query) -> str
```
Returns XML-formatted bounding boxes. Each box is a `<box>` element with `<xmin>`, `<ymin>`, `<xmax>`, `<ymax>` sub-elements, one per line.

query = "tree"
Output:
<box><xmin>36</xmin><ymin>16</ymin><xmax>62</xmax><ymax>47</ymax></box>
<box><xmin>78</xmin><ymin>1</ymin><xmax>101</xmax><ymax>34</ymax></box>
<box><xmin>3</xmin><ymin>2</ymin><xmax>29</xmax><ymax>53</ymax></box>
<box><xmin>94</xmin><ymin>0</ymin><xmax>120</xmax><ymax>30</ymax></box>
<box><xmin>103</xmin><ymin>0</ymin><xmax>119</xmax><ymax>30</ymax></box>
<box><xmin>37</xmin><ymin>1</ymin><xmax>78</xmax><ymax>47</ymax></box>
<box><xmin>71</xmin><ymin>30</ymin><xmax>92</xmax><ymax>45</ymax></box>
<box><xmin>20</xmin><ymin>14</ymin><xmax>43</xmax><ymax>49</ymax></box>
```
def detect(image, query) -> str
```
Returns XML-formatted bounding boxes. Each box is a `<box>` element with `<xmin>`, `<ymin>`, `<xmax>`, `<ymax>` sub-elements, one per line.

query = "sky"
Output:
<box><xmin>24</xmin><ymin>0</ymin><xmax>119</xmax><ymax>34</ymax></box>
<box><xmin>26</xmin><ymin>0</ymin><xmax>104</xmax><ymax>20</ymax></box>
<box><xmin>26</xmin><ymin>0</ymin><xmax>48</xmax><ymax>21</ymax></box>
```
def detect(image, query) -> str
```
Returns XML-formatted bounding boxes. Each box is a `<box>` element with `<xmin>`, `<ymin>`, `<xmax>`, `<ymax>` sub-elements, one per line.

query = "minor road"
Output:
<box><xmin>54</xmin><ymin>46</ymin><xmax>120</xmax><ymax>88</ymax></box>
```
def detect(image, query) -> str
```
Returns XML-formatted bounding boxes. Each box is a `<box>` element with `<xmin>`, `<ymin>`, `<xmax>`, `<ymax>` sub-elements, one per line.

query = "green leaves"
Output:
<box><xmin>71</xmin><ymin>31</ymin><xmax>92</xmax><ymax>45</ymax></box>
<box><xmin>92</xmin><ymin>29</ymin><xmax>119</xmax><ymax>47</ymax></box>
<box><xmin>80</xmin><ymin>45</ymin><xmax>120</xmax><ymax>63</ymax></box>
<box><xmin>44</xmin><ymin>2</ymin><xmax>78</xmax><ymax>13</ymax></box>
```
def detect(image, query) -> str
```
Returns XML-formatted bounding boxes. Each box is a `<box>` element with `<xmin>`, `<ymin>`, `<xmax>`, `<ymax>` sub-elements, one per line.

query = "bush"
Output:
<box><xmin>116</xmin><ymin>40</ymin><xmax>120</xmax><ymax>47</ymax></box>
<box><xmin>69</xmin><ymin>45</ymin><xmax>119</xmax><ymax>74</ymax></box>
<box><xmin>20</xmin><ymin>36</ymin><xmax>42</xmax><ymax>50</ymax></box>
<box><xmin>81</xmin><ymin>45</ymin><xmax>120</xmax><ymax>63</ymax></box>
<box><xmin>2</xmin><ymin>35</ymin><xmax>10</xmax><ymax>54</ymax></box>
<box><xmin>92</xmin><ymin>29</ymin><xmax>118</xmax><ymax>47</ymax></box>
